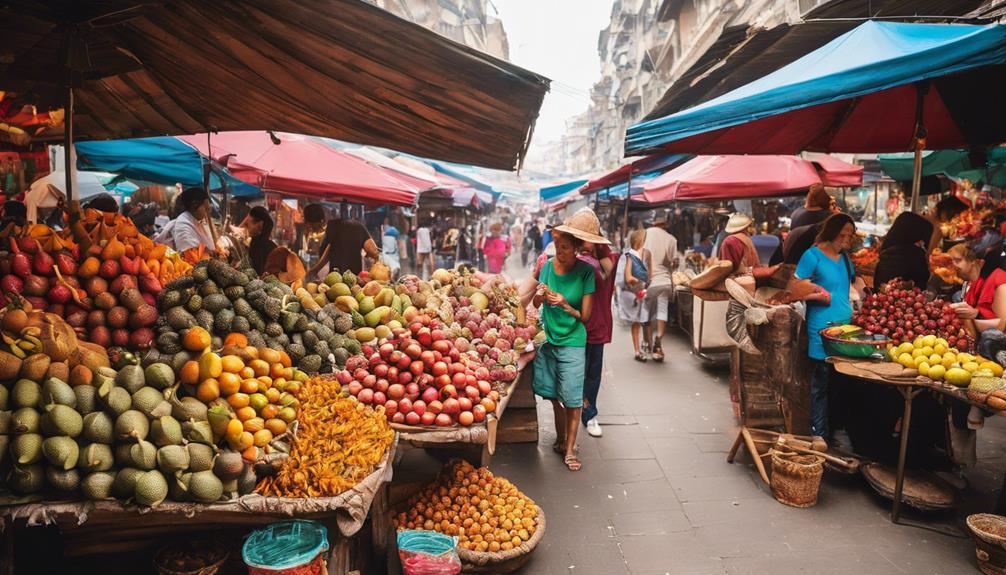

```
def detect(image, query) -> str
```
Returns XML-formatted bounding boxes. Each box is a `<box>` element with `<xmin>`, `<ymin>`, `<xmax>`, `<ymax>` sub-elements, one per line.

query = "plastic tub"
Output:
<box><xmin>242</xmin><ymin>520</ymin><xmax>329</xmax><ymax>575</ymax></box>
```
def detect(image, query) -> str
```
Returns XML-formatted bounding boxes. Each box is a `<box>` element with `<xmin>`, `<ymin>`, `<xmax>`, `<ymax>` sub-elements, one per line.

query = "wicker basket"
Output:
<box><xmin>968</xmin><ymin>514</ymin><xmax>1006</xmax><ymax>574</ymax></box>
<box><xmin>769</xmin><ymin>450</ymin><xmax>824</xmax><ymax>508</ymax></box>
<box><xmin>154</xmin><ymin>541</ymin><xmax>228</xmax><ymax>575</ymax></box>
<box><xmin>457</xmin><ymin>509</ymin><xmax>546</xmax><ymax>573</ymax></box>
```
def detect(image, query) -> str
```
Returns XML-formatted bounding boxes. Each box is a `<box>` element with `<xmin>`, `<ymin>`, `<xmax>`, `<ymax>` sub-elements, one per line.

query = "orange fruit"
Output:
<box><xmin>270</xmin><ymin>363</ymin><xmax>286</xmax><ymax>379</ymax></box>
<box><xmin>225</xmin><ymin>418</ymin><xmax>244</xmax><ymax>441</ymax></box>
<box><xmin>243</xmin><ymin>346</ymin><xmax>260</xmax><ymax>360</ymax></box>
<box><xmin>249</xmin><ymin>359</ymin><xmax>270</xmax><ymax>377</ymax></box>
<box><xmin>240</xmin><ymin>444</ymin><xmax>258</xmax><ymax>461</ymax></box>
<box><xmin>264</xmin><ymin>388</ymin><xmax>281</xmax><ymax>404</ymax></box>
<box><xmin>180</xmin><ymin>361</ymin><xmax>200</xmax><ymax>386</ymax></box>
<box><xmin>277</xmin><ymin>350</ymin><xmax>292</xmax><ymax>368</ymax></box>
<box><xmin>183</xmin><ymin>327</ymin><xmax>212</xmax><ymax>352</ymax></box>
<box><xmin>259</xmin><ymin>348</ymin><xmax>281</xmax><ymax>365</ymax></box>
<box><xmin>227</xmin><ymin>393</ymin><xmax>250</xmax><ymax>409</ymax></box>
<box><xmin>235</xmin><ymin>406</ymin><xmax>257</xmax><ymax>421</ymax></box>
<box><xmin>221</xmin><ymin>355</ymin><xmax>245</xmax><ymax>374</ymax></box>
<box><xmin>260</xmin><ymin>404</ymin><xmax>280</xmax><ymax>420</ymax></box>
<box><xmin>257</xmin><ymin>378</ymin><xmax>273</xmax><ymax>391</ymax></box>
<box><xmin>265</xmin><ymin>418</ymin><xmax>287</xmax><ymax>435</ymax></box>
<box><xmin>240</xmin><ymin>378</ymin><xmax>260</xmax><ymax>394</ymax></box>
<box><xmin>196</xmin><ymin>379</ymin><xmax>220</xmax><ymax>402</ymax></box>
<box><xmin>249</xmin><ymin>393</ymin><xmax>269</xmax><ymax>412</ymax></box>
<box><xmin>218</xmin><ymin>372</ymin><xmax>241</xmax><ymax>396</ymax></box>
<box><xmin>278</xmin><ymin>406</ymin><xmax>297</xmax><ymax>423</ymax></box>
<box><xmin>198</xmin><ymin>352</ymin><xmax>222</xmax><ymax>381</ymax></box>
<box><xmin>232</xmin><ymin>431</ymin><xmax>254</xmax><ymax>451</ymax></box>
<box><xmin>253</xmin><ymin>429</ymin><xmax>273</xmax><ymax>447</ymax></box>
<box><xmin>239</xmin><ymin>366</ymin><xmax>255</xmax><ymax>379</ymax></box>
<box><xmin>480</xmin><ymin>398</ymin><xmax>496</xmax><ymax>413</ymax></box>
<box><xmin>224</xmin><ymin>333</ymin><xmax>248</xmax><ymax>348</ymax></box>
<box><xmin>243</xmin><ymin>417</ymin><xmax>265</xmax><ymax>433</ymax></box>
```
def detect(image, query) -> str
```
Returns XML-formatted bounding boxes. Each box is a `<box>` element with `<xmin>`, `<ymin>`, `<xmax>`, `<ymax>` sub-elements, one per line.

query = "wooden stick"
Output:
<box><xmin>741</xmin><ymin>427</ymin><xmax>771</xmax><ymax>485</ymax></box>
<box><xmin>727</xmin><ymin>430</ymin><xmax>744</xmax><ymax>464</ymax></box>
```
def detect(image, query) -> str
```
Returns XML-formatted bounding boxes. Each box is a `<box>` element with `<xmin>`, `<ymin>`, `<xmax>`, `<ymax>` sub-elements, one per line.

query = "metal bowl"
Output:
<box><xmin>820</xmin><ymin>329</ymin><xmax>890</xmax><ymax>358</ymax></box>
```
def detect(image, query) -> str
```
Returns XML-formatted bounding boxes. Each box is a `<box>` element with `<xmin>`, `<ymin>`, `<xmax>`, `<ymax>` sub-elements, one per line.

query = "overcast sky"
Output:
<box><xmin>492</xmin><ymin>0</ymin><xmax>614</xmax><ymax>147</ymax></box>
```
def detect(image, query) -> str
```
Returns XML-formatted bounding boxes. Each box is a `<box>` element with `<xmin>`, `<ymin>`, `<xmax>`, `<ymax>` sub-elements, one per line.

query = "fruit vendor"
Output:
<box><xmin>949</xmin><ymin>243</ymin><xmax>1006</xmax><ymax>333</ymax></box>
<box><xmin>153</xmin><ymin>187</ymin><xmax>215</xmax><ymax>253</ymax></box>
<box><xmin>303</xmin><ymin>203</ymin><xmax>380</xmax><ymax>277</ymax></box>
<box><xmin>240</xmin><ymin>206</ymin><xmax>277</xmax><ymax>276</ymax></box>
<box><xmin>531</xmin><ymin>208</ymin><xmax>606</xmax><ymax>472</ymax></box>
<box><xmin>791</xmin><ymin>213</ymin><xmax>858</xmax><ymax>442</ymax></box>
<box><xmin>717</xmin><ymin>213</ymin><xmax>779</xmax><ymax>281</ymax></box>
<box><xmin>873</xmin><ymin>212</ymin><xmax>934</xmax><ymax>290</ymax></box>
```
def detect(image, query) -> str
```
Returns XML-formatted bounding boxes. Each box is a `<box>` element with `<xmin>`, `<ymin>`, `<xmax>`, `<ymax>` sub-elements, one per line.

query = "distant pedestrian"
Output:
<box><xmin>524</xmin><ymin>219</ymin><xmax>543</xmax><ymax>267</ymax></box>
<box><xmin>531</xmin><ymin>208</ymin><xmax>607</xmax><ymax>472</ymax></box>
<box><xmin>510</xmin><ymin>221</ymin><xmax>524</xmax><ymax>268</ymax></box>
<box><xmin>618</xmin><ymin>229</ymin><xmax>651</xmax><ymax>362</ymax></box>
<box><xmin>578</xmin><ymin>238</ymin><xmax>617</xmax><ymax>438</ymax></box>
<box><xmin>415</xmin><ymin>221</ymin><xmax>434</xmax><ymax>279</ymax></box>
<box><xmin>381</xmin><ymin>217</ymin><xmax>402</xmax><ymax>280</ymax></box>
<box><xmin>643</xmin><ymin>218</ymin><xmax>677</xmax><ymax>362</ymax></box>
<box><xmin>483</xmin><ymin>222</ymin><xmax>511</xmax><ymax>274</ymax></box>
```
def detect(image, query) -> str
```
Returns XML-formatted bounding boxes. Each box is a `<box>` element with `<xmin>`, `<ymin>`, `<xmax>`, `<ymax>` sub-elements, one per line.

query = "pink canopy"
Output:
<box><xmin>642</xmin><ymin>155</ymin><xmax>862</xmax><ymax>204</ymax></box>
<box><xmin>178</xmin><ymin>132</ymin><xmax>424</xmax><ymax>206</ymax></box>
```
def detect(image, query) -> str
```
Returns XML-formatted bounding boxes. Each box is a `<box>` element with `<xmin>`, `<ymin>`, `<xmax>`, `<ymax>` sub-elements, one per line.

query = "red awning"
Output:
<box><xmin>805</xmin><ymin>153</ymin><xmax>865</xmax><ymax>187</ymax></box>
<box><xmin>179</xmin><ymin>132</ymin><xmax>424</xmax><ymax>206</ymax></box>
<box><xmin>643</xmin><ymin>155</ymin><xmax>826</xmax><ymax>203</ymax></box>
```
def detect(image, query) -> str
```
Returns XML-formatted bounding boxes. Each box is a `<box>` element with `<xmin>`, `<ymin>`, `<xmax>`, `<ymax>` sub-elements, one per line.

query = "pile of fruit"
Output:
<box><xmin>887</xmin><ymin>334</ymin><xmax>998</xmax><ymax>386</ymax></box>
<box><xmin>966</xmin><ymin>370</ymin><xmax>1006</xmax><ymax>411</ymax></box>
<box><xmin>255</xmin><ymin>375</ymin><xmax>394</xmax><ymax>498</ymax></box>
<box><xmin>940</xmin><ymin>208</ymin><xmax>982</xmax><ymax>240</ymax></box>
<box><xmin>152</xmin><ymin>260</ymin><xmax>358</xmax><ymax>374</ymax></box>
<box><xmin>850</xmin><ymin>246</ymin><xmax>878</xmax><ymax>273</ymax></box>
<box><xmin>930</xmin><ymin>249</ymin><xmax>962</xmax><ymax>285</ymax></box>
<box><xmin>0</xmin><ymin>212</ymin><xmax>193</xmax><ymax>352</ymax></box>
<box><xmin>394</xmin><ymin>460</ymin><xmax>539</xmax><ymax>554</ymax></box>
<box><xmin>302</xmin><ymin>271</ymin><xmax>410</xmax><ymax>345</ymax></box>
<box><xmin>852</xmin><ymin>280</ymin><xmax>972</xmax><ymax>351</ymax></box>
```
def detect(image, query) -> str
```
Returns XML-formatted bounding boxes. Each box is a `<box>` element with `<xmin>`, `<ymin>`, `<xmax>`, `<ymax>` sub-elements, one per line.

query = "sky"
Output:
<box><xmin>491</xmin><ymin>0</ymin><xmax>614</xmax><ymax>147</ymax></box>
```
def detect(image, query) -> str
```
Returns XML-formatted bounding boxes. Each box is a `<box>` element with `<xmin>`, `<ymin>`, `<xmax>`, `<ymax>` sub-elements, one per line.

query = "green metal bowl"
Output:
<box><xmin>820</xmin><ymin>329</ymin><xmax>890</xmax><ymax>359</ymax></box>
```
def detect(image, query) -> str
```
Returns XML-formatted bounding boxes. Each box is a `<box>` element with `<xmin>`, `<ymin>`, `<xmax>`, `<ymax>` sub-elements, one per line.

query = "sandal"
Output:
<box><xmin>564</xmin><ymin>454</ymin><xmax>582</xmax><ymax>472</ymax></box>
<box><xmin>652</xmin><ymin>344</ymin><xmax>664</xmax><ymax>363</ymax></box>
<box><xmin>634</xmin><ymin>352</ymin><xmax>648</xmax><ymax>363</ymax></box>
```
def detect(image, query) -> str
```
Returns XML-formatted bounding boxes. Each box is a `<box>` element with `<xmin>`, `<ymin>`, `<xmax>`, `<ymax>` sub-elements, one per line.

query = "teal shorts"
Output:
<box><xmin>532</xmin><ymin>342</ymin><xmax>585</xmax><ymax>408</ymax></box>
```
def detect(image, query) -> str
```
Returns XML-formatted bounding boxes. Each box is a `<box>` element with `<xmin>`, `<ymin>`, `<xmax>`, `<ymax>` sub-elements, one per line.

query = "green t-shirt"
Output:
<box><xmin>539</xmin><ymin>259</ymin><xmax>596</xmax><ymax>347</ymax></box>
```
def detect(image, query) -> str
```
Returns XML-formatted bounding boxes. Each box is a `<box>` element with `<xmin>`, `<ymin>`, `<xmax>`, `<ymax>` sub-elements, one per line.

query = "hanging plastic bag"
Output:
<box><xmin>398</xmin><ymin>530</ymin><xmax>462</xmax><ymax>575</ymax></box>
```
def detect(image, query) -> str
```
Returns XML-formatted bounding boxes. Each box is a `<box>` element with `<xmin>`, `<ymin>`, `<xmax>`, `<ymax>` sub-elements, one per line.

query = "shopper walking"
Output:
<box><xmin>483</xmin><ymin>222</ymin><xmax>511</xmax><ymax>274</ymax></box>
<box><xmin>618</xmin><ymin>229</ymin><xmax>651</xmax><ymax>362</ymax></box>
<box><xmin>531</xmin><ymin>208</ymin><xmax>607</xmax><ymax>472</ymax></box>
<box><xmin>643</xmin><ymin>218</ymin><xmax>678</xmax><ymax>362</ymax></box>
<box><xmin>381</xmin><ymin>217</ymin><xmax>403</xmax><ymax>280</ymax></box>
<box><xmin>579</xmin><ymin>238</ymin><xmax>617</xmax><ymax>438</ymax></box>
<box><xmin>415</xmin><ymin>221</ymin><xmax>434</xmax><ymax>279</ymax></box>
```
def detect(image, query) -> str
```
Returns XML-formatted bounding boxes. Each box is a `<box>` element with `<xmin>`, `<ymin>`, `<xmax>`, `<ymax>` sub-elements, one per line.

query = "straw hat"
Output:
<box><xmin>552</xmin><ymin>208</ymin><xmax>610</xmax><ymax>245</ymax></box>
<box><xmin>725</xmin><ymin>213</ymin><xmax>753</xmax><ymax>234</ymax></box>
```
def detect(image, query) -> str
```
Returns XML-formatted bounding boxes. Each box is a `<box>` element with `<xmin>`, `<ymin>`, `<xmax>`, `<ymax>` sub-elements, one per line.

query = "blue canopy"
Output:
<box><xmin>76</xmin><ymin>137</ymin><xmax>262</xmax><ymax>197</ymax></box>
<box><xmin>540</xmin><ymin>179</ymin><xmax>587</xmax><ymax>202</ymax></box>
<box><xmin>626</xmin><ymin>21</ymin><xmax>1006</xmax><ymax>156</ymax></box>
<box><xmin>598</xmin><ymin>170</ymin><xmax>664</xmax><ymax>199</ymax></box>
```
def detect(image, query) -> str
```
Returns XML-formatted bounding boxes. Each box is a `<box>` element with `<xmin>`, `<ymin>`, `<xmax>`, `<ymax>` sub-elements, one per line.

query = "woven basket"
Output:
<box><xmin>968</xmin><ymin>514</ymin><xmax>1006</xmax><ymax>574</ymax></box>
<box><xmin>154</xmin><ymin>541</ymin><xmax>228</xmax><ymax>575</ymax></box>
<box><xmin>457</xmin><ymin>509</ymin><xmax>546</xmax><ymax>573</ymax></box>
<box><xmin>769</xmin><ymin>450</ymin><xmax>824</xmax><ymax>508</ymax></box>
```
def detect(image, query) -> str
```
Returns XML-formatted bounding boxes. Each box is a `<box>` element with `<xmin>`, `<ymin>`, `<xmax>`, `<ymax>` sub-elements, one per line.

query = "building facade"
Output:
<box><xmin>365</xmin><ymin>0</ymin><xmax>509</xmax><ymax>61</ymax></box>
<box><xmin>528</xmin><ymin>0</ymin><xmax>799</xmax><ymax>177</ymax></box>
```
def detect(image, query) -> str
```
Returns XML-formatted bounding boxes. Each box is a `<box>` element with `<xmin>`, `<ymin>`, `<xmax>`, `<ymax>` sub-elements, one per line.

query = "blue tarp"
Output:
<box><xmin>539</xmin><ymin>179</ymin><xmax>587</xmax><ymax>202</ymax></box>
<box><xmin>75</xmin><ymin>137</ymin><xmax>262</xmax><ymax>197</ymax></box>
<box><xmin>626</xmin><ymin>21</ymin><xmax>1006</xmax><ymax>156</ymax></box>
<box><xmin>599</xmin><ymin>171</ymin><xmax>663</xmax><ymax>199</ymax></box>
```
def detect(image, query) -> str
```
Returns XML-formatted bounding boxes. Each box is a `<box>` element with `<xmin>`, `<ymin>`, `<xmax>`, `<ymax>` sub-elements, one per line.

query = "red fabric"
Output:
<box><xmin>643</xmin><ymin>155</ymin><xmax>823</xmax><ymax>203</ymax></box>
<box><xmin>719</xmin><ymin>235</ymin><xmax>748</xmax><ymax>273</ymax></box>
<box><xmin>805</xmin><ymin>154</ymin><xmax>864</xmax><ymax>187</ymax></box>
<box><xmin>579</xmin><ymin>245</ymin><xmax>618</xmax><ymax>345</ymax></box>
<box><xmin>179</xmin><ymin>132</ymin><xmax>422</xmax><ymax>206</ymax></box>
<box><xmin>964</xmin><ymin>268</ymin><xmax>1006</xmax><ymax>320</ymax></box>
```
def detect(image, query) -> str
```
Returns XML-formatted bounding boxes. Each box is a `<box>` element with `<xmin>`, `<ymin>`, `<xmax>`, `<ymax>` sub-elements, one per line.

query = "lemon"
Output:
<box><xmin>958</xmin><ymin>353</ymin><xmax>976</xmax><ymax>364</ymax></box>
<box><xmin>913</xmin><ymin>337</ymin><xmax>925</xmax><ymax>349</ymax></box>
<box><xmin>922</xmin><ymin>334</ymin><xmax>937</xmax><ymax>347</ymax></box>
<box><xmin>936</xmin><ymin>337</ymin><xmax>948</xmax><ymax>349</ymax></box>
<box><xmin>980</xmin><ymin>362</ymin><xmax>1004</xmax><ymax>377</ymax></box>
<box><xmin>888</xmin><ymin>347</ymin><xmax>899</xmax><ymax>361</ymax></box>
<box><xmin>929</xmin><ymin>354</ymin><xmax>943</xmax><ymax>365</ymax></box>
<box><xmin>898</xmin><ymin>342</ymin><xmax>915</xmax><ymax>356</ymax></box>
<box><xmin>945</xmin><ymin>367</ymin><xmax>972</xmax><ymax>386</ymax></box>
<box><xmin>928</xmin><ymin>364</ymin><xmax>946</xmax><ymax>381</ymax></box>
<box><xmin>898</xmin><ymin>353</ymin><xmax>916</xmax><ymax>368</ymax></box>
<box><xmin>917</xmin><ymin>362</ymin><xmax>930</xmax><ymax>377</ymax></box>
<box><xmin>920</xmin><ymin>346</ymin><xmax>934</xmax><ymax>357</ymax></box>
<box><xmin>912</xmin><ymin>348</ymin><xmax>927</xmax><ymax>359</ymax></box>
<box><xmin>934</xmin><ymin>343</ymin><xmax>948</xmax><ymax>356</ymax></box>
<box><xmin>962</xmin><ymin>361</ymin><xmax>981</xmax><ymax>373</ymax></box>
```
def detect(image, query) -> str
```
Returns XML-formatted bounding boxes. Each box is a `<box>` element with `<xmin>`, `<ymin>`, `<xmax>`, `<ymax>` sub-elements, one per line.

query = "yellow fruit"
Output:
<box><xmin>980</xmin><ymin>362</ymin><xmax>1004</xmax><ymax>377</ymax></box>
<box><xmin>898</xmin><ymin>343</ymin><xmax>915</xmax><ymax>356</ymax></box>
<box><xmin>936</xmin><ymin>337</ymin><xmax>948</xmax><ymax>348</ymax></box>
<box><xmin>928</xmin><ymin>364</ymin><xmax>946</xmax><ymax>381</ymax></box>
<box><xmin>922</xmin><ymin>335</ymin><xmax>937</xmax><ymax>348</ymax></box>
<box><xmin>198</xmin><ymin>352</ymin><xmax>223</xmax><ymax>381</ymax></box>
<box><xmin>917</xmin><ymin>362</ymin><xmax>930</xmax><ymax>377</ymax></box>
<box><xmin>889</xmin><ymin>347</ymin><xmax>899</xmax><ymax>361</ymax></box>
<box><xmin>945</xmin><ymin>367</ymin><xmax>972</xmax><ymax>386</ymax></box>
<box><xmin>911</xmin><ymin>348</ymin><xmax>927</xmax><ymax>359</ymax></box>
<box><xmin>897</xmin><ymin>353</ymin><xmax>915</xmax><ymax>368</ymax></box>
<box><xmin>962</xmin><ymin>361</ymin><xmax>981</xmax><ymax>373</ymax></box>
<box><xmin>942</xmin><ymin>355</ymin><xmax>956</xmax><ymax>369</ymax></box>
<box><xmin>933</xmin><ymin>343</ymin><xmax>948</xmax><ymax>356</ymax></box>
<box><xmin>929</xmin><ymin>354</ymin><xmax>943</xmax><ymax>365</ymax></box>
<box><xmin>912</xmin><ymin>337</ymin><xmax>924</xmax><ymax>349</ymax></box>
<box><xmin>958</xmin><ymin>353</ymin><xmax>976</xmax><ymax>364</ymax></box>
<box><xmin>920</xmin><ymin>346</ymin><xmax>934</xmax><ymax>357</ymax></box>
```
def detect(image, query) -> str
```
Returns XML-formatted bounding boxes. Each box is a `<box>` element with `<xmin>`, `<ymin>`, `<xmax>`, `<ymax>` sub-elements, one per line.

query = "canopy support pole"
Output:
<box><xmin>63</xmin><ymin>85</ymin><xmax>75</xmax><ymax>209</ymax></box>
<box><xmin>910</xmin><ymin>82</ymin><xmax>929</xmax><ymax>213</ymax></box>
<box><xmin>621</xmin><ymin>171</ymin><xmax>633</xmax><ymax>250</ymax></box>
<box><xmin>202</xmin><ymin>131</ymin><xmax>221</xmax><ymax>248</ymax></box>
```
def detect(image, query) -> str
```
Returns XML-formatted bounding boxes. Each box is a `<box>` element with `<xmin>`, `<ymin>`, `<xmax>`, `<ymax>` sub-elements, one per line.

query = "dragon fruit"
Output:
<box><xmin>497</xmin><ymin>351</ymin><xmax>515</xmax><ymax>366</ymax></box>
<box><xmin>489</xmin><ymin>368</ymin><xmax>505</xmax><ymax>382</ymax></box>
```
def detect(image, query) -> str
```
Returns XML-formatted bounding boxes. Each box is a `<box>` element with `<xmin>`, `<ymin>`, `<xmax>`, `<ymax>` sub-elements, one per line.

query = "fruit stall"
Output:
<box><xmin>0</xmin><ymin>212</ymin><xmax>547</xmax><ymax>573</ymax></box>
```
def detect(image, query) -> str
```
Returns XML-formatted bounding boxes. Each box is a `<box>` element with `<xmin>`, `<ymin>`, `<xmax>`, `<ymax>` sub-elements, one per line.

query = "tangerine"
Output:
<box><xmin>218</xmin><ymin>372</ymin><xmax>241</xmax><ymax>396</ymax></box>
<box><xmin>221</xmin><ymin>355</ymin><xmax>245</xmax><ymax>373</ymax></box>
<box><xmin>223</xmin><ymin>333</ymin><xmax>249</xmax><ymax>348</ymax></box>
<box><xmin>183</xmin><ymin>327</ymin><xmax>212</xmax><ymax>352</ymax></box>
<box><xmin>179</xmin><ymin>360</ymin><xmax>200</xmax><ymax>386</ymax></box>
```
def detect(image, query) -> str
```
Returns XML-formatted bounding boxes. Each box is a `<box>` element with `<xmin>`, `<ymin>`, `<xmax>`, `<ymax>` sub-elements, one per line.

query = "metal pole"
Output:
<box><xmin>621</xmin><ymin>171</ymin><xmax>633</xmax><ymax>250</ymax></box>
<box><xmin>203</xmin><ymin>132</ymin><xmax>220</xmax><ymax>247</ymax></box>
<box><xmin>910</xmin><ymin>82</ymin><xmax>929</xmax><ymax>213</ymax></box>
<box><xmin>63</xmin><ymin>85</ymin><xmax>75</xmax><ymax>209</ymax></box>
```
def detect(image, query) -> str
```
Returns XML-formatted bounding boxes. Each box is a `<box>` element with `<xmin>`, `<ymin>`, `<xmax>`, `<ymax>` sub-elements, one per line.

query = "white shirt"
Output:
<box><xmin>416</xmin><ymin>227</ymin><xmax>432</xmax><ymax>253</ymax></box>
<box><xmin>167</xmin><ymin>211</ymin><xmax>214</xmax><ymax>253</ymax></box>
<box><xmin>643</xmin><ymin>227</ymin><xmax>677</xmax><ymax>287</ymax></box>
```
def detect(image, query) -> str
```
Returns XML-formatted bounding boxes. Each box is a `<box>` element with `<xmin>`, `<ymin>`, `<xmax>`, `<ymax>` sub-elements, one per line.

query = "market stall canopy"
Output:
<box><xmin>625</xmin><ymin>21</ymin><xmax>1006</xmax><ymax>156</ymax></box>
<box><xmin>581</xmin><ymin>154</ymin><xmax>691</xmax><ymax>194</ymax></box>
<box><xmin>0</xmin><ymin>0</ymin><xmax>550</xmax><ymax>170</ymax></box>
<box><xmin>642</xmin><ymin>155</ymin><xmax>825</xmax><ymax>204</ymax></box>
<box><xmin>540</xmin><ymin>180</ymin><xmax>588</xmax><ymax>203</ymax></box>
<box><xmin>878</xmin><ymin>147</ymin><xmax>1006</xmax><ymax>186</ymax></box>
<box><xmin>340</xmin><ymin>146</ymin><xmax>469</xmax><ymax>191</ymax></box>
<box><xmin>803</xmin><ymin>153</ymin><xmax>865</xmax><ymax>187</ymax></box>
<box><xmin>75</xmin><ymin>137</ymin><xmax>262</xmax><ymax>197</ymax></box>
<box><xmin>25</xmin><ymin>170</ymin><xmax>118</xmax><ymax>222</ymax></box>
<box><xmin>179</xmin><ymin>132</ymin><xmax>422</xmax><ymax>206</ymax></box>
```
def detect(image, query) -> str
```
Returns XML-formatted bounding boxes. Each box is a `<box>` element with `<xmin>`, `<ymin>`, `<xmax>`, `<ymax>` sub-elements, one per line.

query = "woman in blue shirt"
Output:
<box><xmin>793</xmin><ymin>213</ymin><xmax>857</xmax><ymax>441</ymax></box>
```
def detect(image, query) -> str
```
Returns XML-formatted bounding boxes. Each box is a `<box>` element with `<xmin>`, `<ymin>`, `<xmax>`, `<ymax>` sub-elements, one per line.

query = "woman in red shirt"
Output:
<box><xmin>949</xmin><ymin>243</ymin><xmax>1006</xmax><ymax>332</ymax></box>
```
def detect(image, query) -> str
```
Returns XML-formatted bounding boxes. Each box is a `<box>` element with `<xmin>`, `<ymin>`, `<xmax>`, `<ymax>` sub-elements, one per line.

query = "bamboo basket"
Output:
<box><xmin>457</xmin><ymin>509</ymin><xmax>546</xmax><ymax>573</ymax></box>
<box><xmin>769</xmin><ymin>450</ymin><xmax>824</xmax><ymax>508</ymax></box>
<box><xmin>968</xmin><ymin>514</ymin><xmax>1006</xmax><ymax>575</ymax></box>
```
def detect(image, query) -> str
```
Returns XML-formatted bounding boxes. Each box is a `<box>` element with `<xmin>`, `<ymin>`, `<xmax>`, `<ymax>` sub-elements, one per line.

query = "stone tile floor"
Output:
<box><xmin>452</xmin><ymin>323</ymin><xmax>1006</xmax><ymax>574</ymax></box>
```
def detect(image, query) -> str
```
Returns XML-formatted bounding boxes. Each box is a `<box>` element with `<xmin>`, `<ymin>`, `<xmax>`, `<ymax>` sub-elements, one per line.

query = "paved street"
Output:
<box><xmin>481</xmin><ymin>320</ymin><xmax>1006</xmax><ymax>575</ymax></box>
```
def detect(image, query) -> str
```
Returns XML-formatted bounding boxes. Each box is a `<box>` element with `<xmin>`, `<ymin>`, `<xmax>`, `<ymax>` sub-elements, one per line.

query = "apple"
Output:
<box><xmin>409</xmin><ymin>322</ymin><xmax>423</xmax><ymax>336</ymax></box>
<box><xmin>363</xmin><ymin>374</ymin><xmax>377</xmax><ymax>389</ymax></box>
<box><xmin>373</xmin><ymin>391</ymin><xmax>387</xmax><ymax>405</ymax></box>
<box><xmin>405</xmin><ymin>382</ymin><xmax>420</xmax><ymax>401</ymax></box>
<box><xmin>440</xmin><ymin>384</ymin><xmax>458</xmax><ymax>400</ymax></box>
<box><xmin>458</xmin><ymin>411</ymin><xmax>474</xmax><ymax>426</ymax></box>
<box><xmin>428</xmin><ymin>400</ymin><xmax>443</xmax><ymax>415</ymax></box>
<box><xmin>452</xmin><ymin>372</ymin><xmax>467</xmax><ymax>387</ymax></box>
<box><xmin>399</xmin><ymin>371</ymin><xmax>413</xmax><ymax>385</ymax></box>
<box><xmin>458</xmin><ymin>397</ymin><xmax>473</xmax><ymax>412</ymax></box>
<box><xmin>435</xmin><ymin>413</ymin><xmax>452</xmax><ymax>427</ymax></box>
<box><xmin>380</xmin><ymin>342</ymin><xmax>395</xmax><ymax>358</ymax></box>
<box><xmin>405</xmin><ymin>411</ymin><xmax>421</xmax><ymax>425</ymax></box>
<box><xmin>347</xmin><ymin>381</ymin><xmax>363</xmax><ymax>396</ymax></box>
<box><xmin>420</xmin><ymin>412</ymin><xmax>436</xmax><ymax>426</ymax></box>
<box><xmin>384</xmin><ymin>399</ymin><xmax>398</xmax><ymax>415</ymax></box>
<box><xmin>442</xmin><ymin>397</ymin><xmax>460</xmax><ymax>416</ymax></box>
<box><xmin>399</xmin><ymin>397</ymin><xmax>413</xmax><ymax>414</ymax></box>
<box><xmin>391</xmin><ymin>412</ymin><xmax>406</xmax><ymax>424</ymax></box>
<box><xmin>477</xmin><ymin>380</ymin><xmax>491</xmax><ymax>395</ymax></box>
<box><xmin>388</xmin><ymin>384</ymin><xmax>405</xmax><ymax>400</ymax></box>
<box><xmin>405</xmin><ymin>343</ymin><xmax>422</xmax><ymax>359</ymax></box>
<box><xmin>422</xmin><ymin>386</ymin><xmax>439</xmax><ymax>404</ymax></box>
<box><xmin>466</xmin><ymin>385</ymin><xmax>481</xmax><ymax>401</ymax></box>
<box><xmin>410</xmin><ymin>361</ymin><xmax>425</xmax><ymax>376</ymax></box>
<box><xmin>452</xmin><ymin>362</ymin><xmax>466</xmax><ymax>375</ymax></box>
<box><xmin>374</xmin><ymin>363</ymin><xmax>389</xmax><ymax>378</ymax></box>
<box><xmin>413</xmin><ymin>400</ymin><xmax>427</xmax><ymax>416</ymax></box>
<box><xmin>354</xmin><ymin>368</ymin><xmax>369</xmax><ymax>382</ymax></box>
<box><xmin>358</xmin><ymin>388</ymin><xmax>374</xmax><ymax>404</ymax></box>
<box><xmin>432</xmin><ymin>361</ymin><xmax>449</xmax><ymax>377</ymax></box>
<box><xmin>431</xmin><ymin>328</ymin><xmax>445</xmax><ymax>341</ymax></box>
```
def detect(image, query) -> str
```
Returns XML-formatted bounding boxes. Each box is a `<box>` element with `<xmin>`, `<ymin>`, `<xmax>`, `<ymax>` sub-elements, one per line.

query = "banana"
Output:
<box><xmin>21</xmin><ymin>335</ymin><xmax>42</xmax><ymax>350</ymax></box>
<box><xmin>9</xmin><ymin>343</ymin><xmax>26</xmax><ymax>359</ymax></box>
<box><xmin>20</xmin><ymin>327</ymin><xmax>41</xmax><ymax>338</ymax></box>
<box><xmin>17</xmin><ymin>339</ymin><xmax>36</xmax><ymax>351</ymax></box>
<box><xmin>1</xmin><ymin>333</ymin><xmax>15</xmax><ymax>346</ymax></box>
